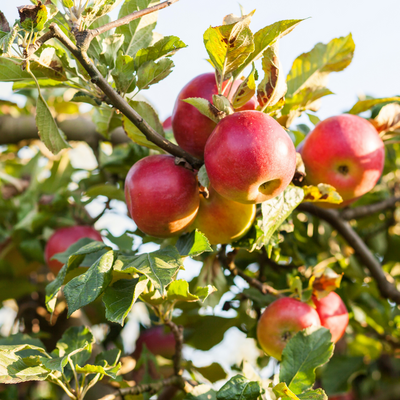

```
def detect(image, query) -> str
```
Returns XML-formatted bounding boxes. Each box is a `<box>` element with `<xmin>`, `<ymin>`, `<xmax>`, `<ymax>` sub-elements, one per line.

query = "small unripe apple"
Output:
<box><xmin>124</xmin><ymin>154</ymin><xmax>199</xmax><ymax>238</ymax></box>
<box><xmin>257</xmin><ymin>297</ymin><xmax>321</xmax><ymax>360</ymax></box>
<box><xmin>192</xmin><ymin>187</ymin><xmax>256</xmax><ymax>245</ymax></box>
<box><xmin>171</xmin><ymin>73</ymin><xmax>257</xmax><ymax>159</ymax></box>
<box><xmin>313</xmin><ymin>292</ymin><xmax>349</xmax><ymax>343</ymax></box>
<box><xmin>301</xmin><ymin>115</ymin><xmax>384</xmax><ymax>206</ymax></box>
<box><xmin>45</xmin><ymin>226</ymin><xmax>102</xmax><ymax>273</ymax></box>
<box><xmin>133</xmin><ymin>326</ymin><xmax>176</xmax><ymax>359</ymax></box>
<box><xmin>204</xmin><ymin>111</ymin><xmax>297</xmax><ymax>204</ymax></box>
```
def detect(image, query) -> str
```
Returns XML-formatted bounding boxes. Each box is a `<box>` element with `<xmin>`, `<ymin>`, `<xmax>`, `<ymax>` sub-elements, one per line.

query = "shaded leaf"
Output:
<box><xmin>182</xmin><ymin>98</ymin><xmax>221</xmax><ymax>124</ymax></box>
<box><xmin>85</xmin><ymin>183</ymin><xmax>125</xmax><ymax>202</ymax></box>
<box><xmin>193</xmin><ymin>362</ymin><xmax>227</xmax><ymax>383</ymax></box>
<box><xmin>136</xmin><ymin>57</ymin><xmax>174</xmax><ymax>90</ymax></box>
<box><xmin>71</xmin><ymin>91</ymin><xmax>102</xmax><ymax>106</ymax></box>
<box><xmin>101</xmin><ymin>33</ymin><xmax>124</xmax><ymax>68</ymax></box>
<box><xmin>217</xmin><ymin>374</ymin><xmax>264</xmax><ymax>400</ymax></box>
<box><xmin>112</xmin><ymin>53</ymin><xmax>136</xmax><ymax>94</ymax></box>
<box><xmin>176</xmin><ymin>229</ymin><xmax>213</xmax><ymax>257</ymax></box>
<box><xmin>93</xmin><ymin>105</ymin><xmax>122</xmax><ymax>138</ymax></box>
<box><xmin>185</xmin><ymin>385</ymin><xmax>217</xmax><ymax>400</ymax></box>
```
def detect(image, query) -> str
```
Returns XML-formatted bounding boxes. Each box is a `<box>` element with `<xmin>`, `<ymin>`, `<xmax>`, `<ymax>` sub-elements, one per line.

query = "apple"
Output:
<box><xmin>133</xmin><ymin>326</ymin><xmax>176</xmax><ymax>359</ymax></box>
<box><xmin>192</xmin><ymin>187</ymin><xmax>256</xmax><ymax>245</ymax></box>
<box><xmin>301</xmin><ymin>114</ymin><xmax>384</xmax><ymax>206</ymax></box>
<box><xmin>45</xmin><ymin>225</ymin><xmax>102</xmax><ymax>273</ymax></box>
<box><xmin>171</xmin><ymin>73</ymin><xmax>257</xmax><ymax>159</ymax></box>
<box><xmin>329</xmin><ymin>392</ymin><xmax>354</xmax><ymax>400</ymax></box>
<box><xmin>162</xmin><ymin>116</ymin><xmax>172</xmax><ymax>131</ymax></box>
<box><xmin>204</xmin><ymin>111</ymin><xmax>297</xmax><ymax>204</ymax></box>
<box><xmin>313</xmin><ymin>292</ymin><xmax>349</xmax><ymax>343</ymax></box>
<box><xmin>124</xmin><ymin>154</ymin><xmax>199</xmax><ymax>238</ymax></box>
<box><xmin>257</xmin><ymin>297</ymin><xmax>321</xmax><ymax>360</ymax></box>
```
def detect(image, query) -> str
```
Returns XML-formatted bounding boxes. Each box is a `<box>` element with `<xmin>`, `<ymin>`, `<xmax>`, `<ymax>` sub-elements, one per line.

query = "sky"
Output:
<box><xmin>1</xmin><ymin>0</ymin><xmax>400</xmax><ymax>122</ymax></box>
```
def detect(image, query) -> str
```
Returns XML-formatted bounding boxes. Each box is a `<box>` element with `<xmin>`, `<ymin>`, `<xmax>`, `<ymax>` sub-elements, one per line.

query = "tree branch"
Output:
<box><xmin>0</xmin><ymin>115</ymin><xmax>129</xmax><ymax>147</ymax></box>
<box><xmin>78</xmin><ymin>0</ymin><xmax>180</xmax><ymax>49</ymax></box>
<box><xmin>297</xmin><ymin>203</ymin><xmax>400</xmax><ymax>304</ymax></box>
<box><xmin>164</xmin><ymin>320</ymin><xmax>184</xmax><ymax>376</ymax></box>
<box><xmin>219</xmin><ymin>247</ymin><xmax>281</xmax><ymax>296</ymax></box>
<box><xmin>340</xmin><ymin>196</ymin><xmax>400</xmax><ymax>220</ymax></box>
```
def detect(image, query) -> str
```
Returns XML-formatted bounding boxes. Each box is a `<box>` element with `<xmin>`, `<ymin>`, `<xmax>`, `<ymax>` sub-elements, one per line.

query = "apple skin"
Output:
<box><xmin>329</xmin><ymin>392</ymin><xmax>354</xmax><ymax>400</ymax></box>
<box><xmin>204</xmin><ymin>111</ymin><xmax>297</xmax><ymax>204</ymax></box>
<box><xmin>257</xmin><ymin>297</ymin><xmax>321</xmax><ymax>360</ymax></box>
<box><xmin>162</xmin><ymin>116</ymin><xmax>172</xmax><ymax>131</ymax></box>
<box><xmin>192</xmin><ymin>186</ymin><xmax>256</xmax><ymax>245</ymax></box>
<box><xmin>313</xmin><ymin>292</ymin><xmax>349</xmax><ymax>343</ymax></box>
<box><xmin>171</xmin><ymin>73</ymin><xmax>257</xmax><ymax>159</ymax></box>
<box><xmin>124</xmin><ymin>154</ymin><xmax>199</xmax><ymax>238</ymax></box>
<box><xmin>133</xmin><ymin>326</ymin><xmax>176</xmax><ymax>359</ymax></box>
<box><xmin>45</xmin><ymin>226</ymin><xmax>102</xmax><ymax>273</ymax></box>
<box><xmin>301</xmin><ymin>115</ymin><xmax>384</xmax><ymax>206</ymax></box>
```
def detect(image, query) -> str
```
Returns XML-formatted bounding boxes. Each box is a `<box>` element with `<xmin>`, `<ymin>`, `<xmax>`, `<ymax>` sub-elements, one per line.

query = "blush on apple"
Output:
<box><xmin>45</xmin><ymin>226</ymin><xmax>102</xmax><ymax>273</ymax></box>
<box><xmin>257</xmin><ymin>297</ymin><xmax>321</xmax><ymax>360</ymax></box>
<box><xmin>171</xmin><ymin>73</ymin><xmax>257</xmax><ymax>159</ymax></box>
<box><xmin>313</xmin><ymin>291</ymin><xmax>349</xmax><ymax>343</ymax></box>
<box><xmin>133</xmin><ymin>326</ymin><xmax>176</xmax><ymax>359</ymax></box>
<box><xmin>204</xmin><ymin>111</ymin><xmax>297</xmax><ymax>204</ymax></box>
<box><xmin>124</xmin><ymin>154</ymin><xmax>199</xmax><ymax>238</ymax></box>
<box><xmin>301</xmin><ymin>114</ymin><xmax>385</xmax><ymax>206</ymax></box>
<box><xmin>192</xmin><ymin>186</ymin><xmax>256</xmax><ymax>245</ymax></box>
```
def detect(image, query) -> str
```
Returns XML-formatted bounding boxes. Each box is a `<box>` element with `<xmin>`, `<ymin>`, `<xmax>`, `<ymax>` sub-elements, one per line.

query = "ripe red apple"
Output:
<box><xmin>192</xmin><ymin>187</ymin><xmax>256</xmax><ymax>245</ymax></box>
<box><xmin>162</xmin><ymin>116</ymin><xmax>172</xmax><ymax>131</ymax></box>
<box><xmin>133</xmin><ymin>326</ymin><xmax>176</xmax><ymax>359</ymax></box>
<box><xmin>45</xmin><ymin>226</ymin><xmax>103</xmax><ymax>273</ymax></box>
<box><xmin>301</xmin><ymin>115</ymin><xmax>384</xmax><ymax>206</ymax></box>
<box><xmin>204</xmin><ymin>111</ymin><xmax>297</xmax><ymax>204</ymax></box>
<box><xmin>124</xmin><ymin>154</ymin><xmax>199</xmax><ymax>238</ymax></box>
<box><xmin>313</xmin><ymin>292</ymin><xmax>349</xmax><ymax>343</ymax></box>
<box><xmin>257</xmin><ymin>297</ymin><xmax>321</xmax><ymax>360</ymax></box>
<box><xmin>171</xmin><ymin>73</ymin><xmax>257</xmax><ymax>159</ymax></box>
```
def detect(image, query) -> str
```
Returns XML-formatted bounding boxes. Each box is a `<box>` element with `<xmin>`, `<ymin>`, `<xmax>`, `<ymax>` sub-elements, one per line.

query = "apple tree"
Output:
<box><xmin>0</xmin><ymin>1</ymin><xmax>400</xmax><ymax>400</ymax></box>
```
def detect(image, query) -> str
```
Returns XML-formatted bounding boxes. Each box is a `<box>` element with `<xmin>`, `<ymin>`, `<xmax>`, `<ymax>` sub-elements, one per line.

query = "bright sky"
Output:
<box><xmin>1</xmin><ymin>0</ymin><xmax>400</xmax><ymax>123</ymax></box>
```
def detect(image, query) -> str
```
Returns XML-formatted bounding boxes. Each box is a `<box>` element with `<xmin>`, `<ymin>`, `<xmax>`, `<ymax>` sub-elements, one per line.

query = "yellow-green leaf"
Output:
<box><xmin>302</xmin><ymin>184</ymin><xmax>343</xmax><ymax>204</ymax></box>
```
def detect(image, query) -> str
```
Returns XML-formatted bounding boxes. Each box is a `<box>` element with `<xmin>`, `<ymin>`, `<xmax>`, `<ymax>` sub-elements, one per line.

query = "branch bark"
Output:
<box><xmin>79</xmin><ymin>0</ymin><xmax>180</xmax><ymax>48</ymax></box>
<box><xmin>219</xmin><ymin>247</ymin><xmax>281</xmax><ymax>296</ymax></box>
<box><xmin>340</xmin><ymin>196</ymin><xmax>400</xmax><ymax>220</ymax></box>
<box><xmin>0</xmin><ymin>115</ymin><xmax>129</xmax><ymax>147</ymax></box>
<box><xmin>164</xmin><ymin>320</ymin><xmax>184</xmax><ymax>376</ymax></box>
<box><xmin>298</xmin><ymin>203</ymin><xmax>400</xmax><ymax>304</ymax></box>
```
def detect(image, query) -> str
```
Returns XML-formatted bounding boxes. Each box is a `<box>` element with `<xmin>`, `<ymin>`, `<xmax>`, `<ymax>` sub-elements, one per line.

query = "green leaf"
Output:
<box><xmin>136</xmin><ymin>57</ymin><xmax>174</xmax><ymax>90</ymax></box>
<box><xmin>348</xmin><ymin>97</ymin><xmax>400</xmax><ymax>114</ymax></box>
<box><xmin>286</xmin><ymin>34</ymin><xmax>355</xmax><ymax>97</ymax></box>
<box><xmin>93</xmin><ymin>105</ymin><xmax>122</xmax><ymax>138</ymax></box>
<box><xmin>116</xmin><ymin>0</ymin><xmax>160</xmax><ymax>57</ymax></box>
<box><xmin>302</xmin><ymin>184</ymin><xmax>343</xmax><ymax>204</ymax></box>
<box><xmin>88</xmin><ymin>15</ymin><xmax>112</xmax><ymax>60</ymax></box>
<box><xmin>234</xmin><ymin>19</ymin><xmax>303</xmax><ymax>78</ymax></box>
<box><xmin>204</xmin><ymin>14</ymin><xmax>255</xmax><ymax>84</ymax></box>
<box><xmin>167</xmin><ymin>280</ymin><xmax>200</xmax><ymax>302</ymax></box>
<box><xmin>103</xmin><ymin>278</ymin><xmax>149</xmax><ymax>325</ymax></box>
<box><xmin>258</xmin><ymin>185</ymin><xmax>304</xmax><ymax>246</ymax></box>
<box><xmin>85</xmin><ymin>183</ymin><xmax>126</xmax><ymax>202</ymax></box>
<box><xmin>272</xmin><ymin>382</ymin><xmax>300</xmax><ymax>400</ymax></box>
<box><xmin>95</xmin><ymin>348</ymin><xmax>121</xmax><ymax>367</ymax></box>
<box><xmin>134</xmin><ymin>35</ymin><xmax>187</xmax><ymax>69</ymax></box>
<box><xmin>71</xmin><ymin>91</ymin><xmax>101</xmax><ymax>106</ymax></box>
<box><xmin>39</xmin><ymin>356</ymin><xmax>68</xmax><ymax>374</ymax></box>
<box><xmin>185</xmin><ymin>385</ymin><xmax>217</xmax><ymax>400</ymax></box>
<box><xmin>122</xmin><ymin>100</ymin><xmax>165</xmax><ymax>149</ymax></box>
<box><xmin>280</xmin><ymin>327</ymin><xmax>334</xmax><ymax>394</ymax></box>
<box><xmin>193</xmin><ymin>363</ymin><xmax>227</xmax><ymax>383</ymax></box>
<box><xmin>116</xmin><ymin>246</ymin><xmax>183</xmax><ymax>293</ymax></box>
<box><xmin>232</xmin><ymin>63</ymin><xmax>257</xmax><ymax>109</ymax></box>
<box><xmin>216</xmin><ymin>374</ymin><xmax>264</xmax><ymax>400</ymax></box>
<box><xmin>112</xmin><ymin>53</ymin><xmax>136</xmax><ymax>93</ymax></box>
<box><xmin>182</xmin><ymin>98</ymin><xmax>220</xmax><ymax>124</ymax></box>
<box><xmin>176</xmin><ymin>229</ymin><xmax>213</xmax><ymax>257</ymax></box>
<box><xmin>297</xmin><ymin>389</ymin><xmax>328</xmax><ymax>400</ymax></box>
<box><xmin>13</xmin><ymin>79</ymin><xmax>80</xmax><ymax>90</ymax></box>
<box><xmin>64</xmin><ymin>250</ymin><xmax>115</xmax><ymax>316</ymax></box>
<box><xmin>54</xmin><ymin>326</ymin><xmax>94</xmax><ymax>368</ymax></box>
<box><xmin>101</xmin><ymin>33</ymin><xmax>124</xmax><ymax>68</ymax></box>
<box><xmin>75</xmin><ymin>362</ymin><xmax>121</xmax><ymax>379</ymax></box>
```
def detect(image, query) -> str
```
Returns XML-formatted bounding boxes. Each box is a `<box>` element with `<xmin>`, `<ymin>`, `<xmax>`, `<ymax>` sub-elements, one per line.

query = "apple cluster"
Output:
<box><xmin>124</xmin><ymin>73</ymin><xmax>297</xmax><ymax>244</ymax></box>
<box><xmin>257</xmin><ymin>292</ymin><xmax>349</xmax><ymax>360</ymax></box>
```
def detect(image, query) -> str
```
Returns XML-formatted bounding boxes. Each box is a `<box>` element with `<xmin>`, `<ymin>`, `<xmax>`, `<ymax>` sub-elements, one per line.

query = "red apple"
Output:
<box><xmin>204</xmin><ymin>111</ymin><xmax>297</xmax><ymax>204</ymax></box>
<box><xmin>313</xmin><ymin>292</ymin><xmax>349</xmax><ymax>343</ymax></box>
<box><xmin>133</xmin><ymin>326</ymin><xmax>176</xmax><ymax>359</ymax></box>
<box><xmin>124</xmin><ymin>154</ymin><xmax>199</xmax><ymax>238</ymax></box>
<box><xmin>301</xmin><ymin>115</ymin><xmax>384</xmax><ymax>206</ymax></box>
<box><xmin>192</xmin><ymin>187</ymin><xmax>256</xmax><ymax>245</ymax></box>
<box><xmin>162</xmin><ymin>116</ymin><xmax>172</xmax><ymax>131</ymax></box>
<box><xmin>257</xmin><ymin>297</ymin><xmax>321</xmax><ymax>360</ymax></box>
<box><xmin>45</xmin><ymin>226</ymin><xmax>102</xmax><ymax>273</ymax></box>
<box><xmin>171</xmin><ymin>73</ymin><xmax>257</xmax><ymax>159</ymax></box>
<box><xmin>329</xmin><ymin>392</ymin><xmax>354</xmax><ymax>400</ymax></box>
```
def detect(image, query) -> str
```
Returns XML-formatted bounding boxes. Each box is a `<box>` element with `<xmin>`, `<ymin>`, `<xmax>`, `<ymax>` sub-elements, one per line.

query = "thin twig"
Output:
<box><xmin>78</xmin><ymin>0</ymin><xmax>180</xmax><ymax>49</ymax></box>
<box><xmin>164</xmin><ymin>320</ymin><xmax>184</xmax><ymax>376</ymax></box>
<box><xmin>298</xmin><ymin>203</ymin><xmax>400</xmax><ymax>304</ymax></box>
<box><xmin>340</xmin><ymin>196</ymin><xmax>400</xmax><ymax>220</ymax></box>
<box><xmin>219</xmin><ymin>247</ymin><xmax>281</xmax><ymax>296</ymax></box>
